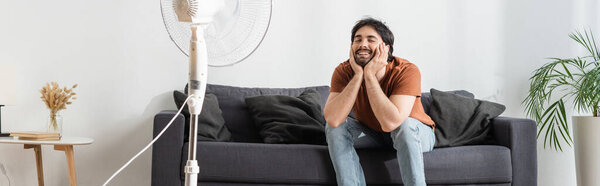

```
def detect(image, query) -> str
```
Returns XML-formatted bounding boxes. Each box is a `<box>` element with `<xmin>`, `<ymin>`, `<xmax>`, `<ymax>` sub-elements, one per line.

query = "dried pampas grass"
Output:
<box><xmin>40</xmin><ymin>82</ymin><xmax>77</xmax><ymax>130</ymax></box>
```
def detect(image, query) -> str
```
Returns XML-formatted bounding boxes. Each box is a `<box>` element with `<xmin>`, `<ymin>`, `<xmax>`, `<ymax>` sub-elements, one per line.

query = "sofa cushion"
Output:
<box><xmin>185</xmin><ymin>142</ymin><xmax>511</xmax><ymax>185</ymax></box>
<box><xmin>429</xmin><ymin>88</ymin><xmax>505</xmax><ymax>147</ymax></box>
<box><xmin>362</xmin><ymin>145</ymin><xmax>512</xmax><ymax>185</ymax></box>
<box><xmin>206</xmin><ymin>84</ymin><xmax>330</xmax><ymax>142</ymax></box>
<box><xmin>245</xmin><ymin>89</ymin><xmax>327</xmax><ymax>144</ymax></box>
<box><xmin>173</xmin><ymin>91</ymin><xmax>232</xmax><ymax>142</ymax></box>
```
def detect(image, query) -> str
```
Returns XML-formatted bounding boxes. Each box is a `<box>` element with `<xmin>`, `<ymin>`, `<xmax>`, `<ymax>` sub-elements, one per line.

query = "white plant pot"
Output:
<box><xmin>573</xmin><ymin>116</ymin><xmax>600</xmax><ymax>186</ymax></box>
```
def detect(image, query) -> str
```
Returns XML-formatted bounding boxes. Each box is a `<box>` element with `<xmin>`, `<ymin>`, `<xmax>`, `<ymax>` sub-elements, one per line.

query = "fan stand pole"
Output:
<box><xmin>184</xmin><ymin>24</ymin><xmax>208</xmax><ymax>186</ymax></box>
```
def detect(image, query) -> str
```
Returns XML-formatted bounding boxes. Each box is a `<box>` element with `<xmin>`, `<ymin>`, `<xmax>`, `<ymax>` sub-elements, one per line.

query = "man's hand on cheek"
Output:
<box><xmin>364</xmin><ymin>43</ymin><xmax>389</xmax><ymax>77</ymax></box>
<box><xmin>349</xmin><ymin>46</ymin><xmax>363</xmax><ymax>76</ymax></box>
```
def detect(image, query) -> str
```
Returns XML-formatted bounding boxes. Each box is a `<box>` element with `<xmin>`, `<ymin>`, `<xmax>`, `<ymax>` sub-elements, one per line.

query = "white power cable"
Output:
<box><xmin>103</xmin><ymin>95</ymin><xmax>192</xmax><ymax>186</ymax></box>
<box><xmin>0</xmin><ymin>162</ymin><xmax>10</xmax><ymax>186</ymax></box>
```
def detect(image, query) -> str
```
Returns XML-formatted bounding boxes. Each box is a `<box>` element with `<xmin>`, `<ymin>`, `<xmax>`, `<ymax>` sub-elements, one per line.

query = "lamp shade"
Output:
<box><xmin>0</xmin><ymin>65</ymin><xmax>17</xmax><ymax>106</ymax></box>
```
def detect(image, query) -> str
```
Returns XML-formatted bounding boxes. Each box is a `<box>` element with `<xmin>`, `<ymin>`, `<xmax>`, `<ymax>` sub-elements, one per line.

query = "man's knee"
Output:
<box><xmin>391</xmin><ymin>118</ymin><xmax>420</xmax><ymax>144</ymax></box>
<box><xmin>325</xmin><ymin>123</ymin><xmax>350</xmax><ymax>142</ymax></box>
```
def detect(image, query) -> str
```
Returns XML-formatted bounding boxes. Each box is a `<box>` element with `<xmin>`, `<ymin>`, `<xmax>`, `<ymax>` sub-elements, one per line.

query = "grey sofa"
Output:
<box><xmin>152</xmin><ymin>84</ymin><xmax>537</xmax><ymax>186</ymax></box>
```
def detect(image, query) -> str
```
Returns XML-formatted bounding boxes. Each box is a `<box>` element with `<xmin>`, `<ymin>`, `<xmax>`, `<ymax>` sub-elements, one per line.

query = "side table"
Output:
<box><xmin>0</xmin><ymin>136</ymin><xmax>94</xmax><ymax>186</ymax></box>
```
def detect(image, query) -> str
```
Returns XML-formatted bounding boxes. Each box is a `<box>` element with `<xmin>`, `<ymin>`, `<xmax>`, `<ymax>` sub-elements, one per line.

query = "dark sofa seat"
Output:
<box><xmin>183</xmin><ymin>142</ymin><xmax>511</xmax><ymax>185</ymax></box>
<box><xmin>152</xmin><ymin>84</ymin><xmax>536</xmax><ymax>186</ymax></box>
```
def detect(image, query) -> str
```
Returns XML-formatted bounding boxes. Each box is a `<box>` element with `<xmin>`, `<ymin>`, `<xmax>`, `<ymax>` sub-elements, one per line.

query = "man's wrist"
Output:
<box><xmin>364</xmin><ymin>72</ymin><xmax>376</xmax><ymax>81</ymax></box>
<box><xmin>353</xmin><ymin>71</ymin><xmax>363</xmax><ymax>78</ymax></box>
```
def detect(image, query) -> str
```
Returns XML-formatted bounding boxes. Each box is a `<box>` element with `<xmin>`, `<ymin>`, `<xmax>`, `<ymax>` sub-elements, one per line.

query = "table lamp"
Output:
<box><xmin>0</xmin><ymin>65</ymin><xmax>16</xmax><ymax>137</ymax></box>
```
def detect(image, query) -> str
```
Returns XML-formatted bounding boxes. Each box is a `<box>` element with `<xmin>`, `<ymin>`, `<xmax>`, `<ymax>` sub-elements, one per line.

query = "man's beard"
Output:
<box><xmin>354</xmin><ymin>49</ymin><xmax>373</xmax><ymax>67</ymax></box>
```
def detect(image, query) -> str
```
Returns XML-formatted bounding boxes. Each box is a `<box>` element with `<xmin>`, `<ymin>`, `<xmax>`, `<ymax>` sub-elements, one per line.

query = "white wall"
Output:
<box><xmin>0</xmin><ymin>0</ymin><xmax>598</xmax><ymax>185</ymax></box>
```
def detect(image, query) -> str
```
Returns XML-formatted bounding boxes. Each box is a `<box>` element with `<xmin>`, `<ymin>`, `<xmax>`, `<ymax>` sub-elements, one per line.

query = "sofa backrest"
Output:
<box><xmin>207</xmin><ymin>84</ymin><xmax>330</xmax><ymax>142</ymax></box>
<box><xmin>206</xmin><ymin>84</ymin><xmax>474</xmax><ymax>142</ymax></box>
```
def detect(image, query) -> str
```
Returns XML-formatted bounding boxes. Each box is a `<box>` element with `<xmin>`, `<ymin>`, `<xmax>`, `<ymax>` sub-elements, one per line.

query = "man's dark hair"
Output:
<box><xmin>351</xmin><ymin>17</ymin><xmax>394</xmax><ymax>62</ymax></box>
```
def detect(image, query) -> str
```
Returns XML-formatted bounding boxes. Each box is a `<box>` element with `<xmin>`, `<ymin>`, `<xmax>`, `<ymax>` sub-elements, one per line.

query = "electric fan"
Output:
<box><xmin>161</xmin><ymin>0</ymin><xmax>272</xmax><ymax>186</ymax></box>
<box><xmin>161</xmin><ymin>0</ymin><xmax>272</xmax><ymax>67</ymax></box>
<box><xmin>102</xmin><ymin>0</ymin><xmax>271</xmax><ymax>186</ymax></box>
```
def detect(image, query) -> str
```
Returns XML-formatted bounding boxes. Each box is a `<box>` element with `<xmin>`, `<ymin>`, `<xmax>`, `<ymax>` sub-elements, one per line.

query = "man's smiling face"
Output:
<box><xmin>352</xmin><ymin>25</ymin><xmax>383</xmax><ymax>67</ymax></box>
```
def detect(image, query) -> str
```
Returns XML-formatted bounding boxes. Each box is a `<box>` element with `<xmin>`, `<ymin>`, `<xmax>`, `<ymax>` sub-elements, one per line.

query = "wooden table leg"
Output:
<box><xmin>55</xmin><ymin>145</ymin><xmax>76</xmax><ymax>186</ymax></box>
<box><xmin>24</xmin><ymin>144</ymin><xmax>44</xmax><ymax>186</ymax></box>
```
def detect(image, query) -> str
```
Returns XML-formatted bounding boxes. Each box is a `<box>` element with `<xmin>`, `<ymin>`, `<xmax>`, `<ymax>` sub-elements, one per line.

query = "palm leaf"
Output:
<box><xmin>556</xmin><ymin>100</ymin><xmax>572</xmax><ymax>146</ymax></box>
<box><xmin>524</xmin><ymin>29</ymin><xmax>600</xmax><ymax>151</ymax></box>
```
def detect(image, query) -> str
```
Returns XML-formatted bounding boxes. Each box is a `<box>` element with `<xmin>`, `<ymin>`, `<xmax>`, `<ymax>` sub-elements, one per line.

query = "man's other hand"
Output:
<box><xmin>364</xmin><ymin>43</ymin><xmax>389</xmax><ymax>77</ymax></box>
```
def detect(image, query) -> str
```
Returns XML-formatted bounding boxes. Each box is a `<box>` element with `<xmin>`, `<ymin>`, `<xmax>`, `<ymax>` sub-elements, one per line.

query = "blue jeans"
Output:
<box><xmin>326</xmin><ymin>117</ymin><xmax>435</xmax><ymax>186</ymax></box>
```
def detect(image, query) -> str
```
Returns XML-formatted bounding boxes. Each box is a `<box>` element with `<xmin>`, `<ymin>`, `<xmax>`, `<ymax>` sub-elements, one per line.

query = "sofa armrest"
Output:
<box><xmin>491</xmin><ymin>116</ymin><xmax>537</xmax><ymax>186</ymax></box>
<box><xmin>152</xmin><ymin>110</ymin><xmax>185</xmax><ymax>186</ymax></box>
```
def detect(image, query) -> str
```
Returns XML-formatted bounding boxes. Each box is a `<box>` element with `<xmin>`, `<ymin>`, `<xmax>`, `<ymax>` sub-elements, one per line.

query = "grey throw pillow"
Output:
<box><xmin>430</xmin><ymin>88</ymin><xmax>505</xmax><ymax>147</ymax></box>
<box><xmin>245</xmin><ymin>89</ymin><xmax>326</xmax><ymax>145</ymax></box>
<box><xmin>173</xmin><ymin>91</ymin><xmax>232</xmax><ymax>142</ymax></box>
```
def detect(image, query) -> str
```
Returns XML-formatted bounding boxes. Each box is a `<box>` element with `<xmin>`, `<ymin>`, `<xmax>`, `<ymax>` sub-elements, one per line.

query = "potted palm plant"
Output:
<box><xmin>523</xmin><ymin>30</ymin><xmax>599</xmax><ymax>186</ymax></box>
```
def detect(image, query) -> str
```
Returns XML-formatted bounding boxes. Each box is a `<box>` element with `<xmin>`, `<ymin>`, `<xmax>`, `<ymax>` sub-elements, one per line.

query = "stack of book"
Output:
<box><xmin>10</xmin><ymin>131</ymin><xmax>61</xmax><ymax>141</ymax></box>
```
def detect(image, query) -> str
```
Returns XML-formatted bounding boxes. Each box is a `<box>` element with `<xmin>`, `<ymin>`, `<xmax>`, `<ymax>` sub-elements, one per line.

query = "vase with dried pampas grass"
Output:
<box><xmin>40</xmin><ymin>82</ymin><xmax>77</xmax><ymax>135</ymax></box>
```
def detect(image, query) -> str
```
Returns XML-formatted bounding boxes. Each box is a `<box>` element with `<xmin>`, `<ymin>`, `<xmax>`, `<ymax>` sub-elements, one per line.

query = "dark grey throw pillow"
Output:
<box><xmin>245</xmin><ymin>89</ymin><xmax>326</xmax><ymax>145</ymax></box>
<box><xmin>430</xmin><ymin>88</ymin><xmax>505</xmax><ymax>147</ymax></box>
<box><xmin>173</xmin><ymin>91</ymin><xmax>232</xmax><ymax>142</ymax></box>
